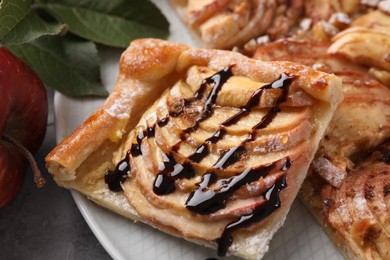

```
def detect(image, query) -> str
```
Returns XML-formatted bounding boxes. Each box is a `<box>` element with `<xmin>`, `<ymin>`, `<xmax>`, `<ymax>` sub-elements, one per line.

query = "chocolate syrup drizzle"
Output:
<box><xmin>185</xmin><ymin>73</ymin><xmax>294</xmax><ymax>169</ymax></box>
<box><xmin>184</xmin><ymin>66</ymin><xmax>233</xmax><ymax>134</ymax></box>
<box><xmin>130</xmin><ymin>125</ymin><xmax>156</xmax><ymax>157</ymax></box>
<box><xmin>152</xmin><ymin>67</ymin><xmax>236</xmax><ymax>194</ymax></box>
<box><xmin>104</xmin><ymin>152</ymin><xmax>130</xmax><ymax>192</ymax></box>
<box><xmin>217</xmin><ymin>173</ymin><xmax>288</xmax><ymax>257</ymax></box>
<box><xmin>104</xmin><ymin>67</ymin><xmax>297</xmax><ymax>256</ymax></box>
<box><xmin>185</xmin><ymin>159</ymin><xmax>291</xmax><ymax>215</ymax></box>
<box><xmin>153</xmin><ymin>153</ymin><xmax>195</xmax><ymax>195</ymax></box>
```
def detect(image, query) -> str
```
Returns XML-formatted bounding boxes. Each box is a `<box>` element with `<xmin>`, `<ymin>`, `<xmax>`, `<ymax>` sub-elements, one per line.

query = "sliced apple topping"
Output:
<box><xmin>108</xmin><ymin>59</ymin><xmax>340</xmax><ymax>256</ymax></box>
<box><xmin>328</xmin><ymin>11</ymin><xmax>390</xmax><ymax>87</ymax></box>
<box><xmin>175</xmin><ymin>0</ymin><xmax>289</xmax><ymax>49</ymax></box>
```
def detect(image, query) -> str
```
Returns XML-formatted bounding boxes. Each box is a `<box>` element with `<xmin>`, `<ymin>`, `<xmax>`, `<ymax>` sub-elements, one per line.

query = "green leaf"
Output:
<box><xmin>0</xmin><ymin>0</ymin><xmax>31</xmax><ymax>39</ymax></box>
<box><xmin>34</xmin><ymin>1</ymin><xmax>169</xmax><ymax>48</ymax></box>
<box><xmin>35</xmin><ymin>0</ymin><xmax>169</xmax><ymax>28</ymax></box>
<box><xmin>0</xmin><ymin>11</ymin><xmax>66</xmax><ymax>46</ymax></box>
<box><xmin>8</xmin><ymin>36</ymin><xmax>108</xmax><ymax>97</ymax></box>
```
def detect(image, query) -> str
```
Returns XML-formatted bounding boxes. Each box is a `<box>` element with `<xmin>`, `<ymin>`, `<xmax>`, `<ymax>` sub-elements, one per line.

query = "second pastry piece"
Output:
<box><xmin>254</xmin><ymin>38</ymin><xmax>390</xmax><ymax>259</ymax></box>
<box><xmin>171</xmin><ymin>0</ymin><xmax>304</xmax><ymax>49</ymax></box>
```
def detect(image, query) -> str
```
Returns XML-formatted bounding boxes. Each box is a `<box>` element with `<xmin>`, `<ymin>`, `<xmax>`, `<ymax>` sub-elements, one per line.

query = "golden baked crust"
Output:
<box><xmin>46</xmin><ymin>38</ymin><xmax>342</xmax><ymax>259</ymax></box>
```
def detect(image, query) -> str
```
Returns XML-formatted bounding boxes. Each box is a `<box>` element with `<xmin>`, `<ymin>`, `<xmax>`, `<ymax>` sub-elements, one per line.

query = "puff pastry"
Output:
<box><xmin>46</xmin><ymin>39</ymin><xmax>342</xmax><ymax>259</ymax></box>
<box><xmin>254</xmin><ymin>38</ymin><xmax>390</xmax><ymax>259</ymax></box>
<box><xmin>170</xmin><ymin>0</ymin><xmax>304</xmax><ymax>49</ymax></box>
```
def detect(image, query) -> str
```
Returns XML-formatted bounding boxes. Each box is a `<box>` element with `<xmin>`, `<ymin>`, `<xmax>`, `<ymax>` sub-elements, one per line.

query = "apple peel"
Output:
<box><xmin>0</xmin><ymin>47</ymin><xmax>48</xmax><ymax>207</ymax></box>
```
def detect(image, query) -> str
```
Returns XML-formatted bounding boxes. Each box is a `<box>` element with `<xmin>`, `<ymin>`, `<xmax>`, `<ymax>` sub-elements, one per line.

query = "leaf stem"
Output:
<box><xmin>1</xmin><ymin>134</ymin><xmax>46</xmax><ymax>188</ymax></box>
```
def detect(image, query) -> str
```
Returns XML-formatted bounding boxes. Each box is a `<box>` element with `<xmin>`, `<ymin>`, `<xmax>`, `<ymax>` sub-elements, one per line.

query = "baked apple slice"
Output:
<box><xmin>347</xmin><ymin>165</ymin><xmax>390</xmax><ymax>259</ymax></box>
<box><xmin>253</xmin><ymin>39</ymin><xmax>366</xmax><ymax>73</ymax></box>
<box><xmin>329</xmin><ymin>26</ymin><xmax>390</xmax><ymax>72</ymax></box>
<box><xmin>327</xmin><ymin>10</ymin><xmax>390</xmax><ymax>87</ymax></box>
<box><xmin>363</xmin><ymin>145</ymin><xmax>390</xmax><ymax>236</ymax></box>
<box><xmin>352</xmin><ymin>10</ymin><xmax>390</xmax><ymax>29</ymax></box>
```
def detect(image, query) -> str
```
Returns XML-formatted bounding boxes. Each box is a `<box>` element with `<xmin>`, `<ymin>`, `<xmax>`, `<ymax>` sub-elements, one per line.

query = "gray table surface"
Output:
<box><xmin>0</xmin><ymin>90</ymin><xmax>111</xmax><ymax>260</ymax></box>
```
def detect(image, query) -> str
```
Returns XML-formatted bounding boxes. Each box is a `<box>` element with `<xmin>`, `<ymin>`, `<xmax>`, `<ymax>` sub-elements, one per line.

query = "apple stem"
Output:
<box><xmin>1</xmin><ymin>134</ymin><xmax>46</xmax><ymax>188</ymax></box>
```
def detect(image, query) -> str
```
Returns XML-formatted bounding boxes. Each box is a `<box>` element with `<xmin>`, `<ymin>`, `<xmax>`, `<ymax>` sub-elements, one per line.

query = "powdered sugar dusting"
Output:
<box><xmin>312</xmin><ymin>157</ymin><xmax>346</xmax><ymax>188</ymax></box>
<box><xmin>379</xmin><ymin>0</ymin><xmax>390</xmax><ymax>14</ymax></box>
<box><xmin>354</xmin><ymin>196</ymin><xmax>367</xmax><ymax>212</ymax></box>
<box><xmin>230</xmin><ymin>214</ymin><xmax>287</xmax><ymax>259</ymax></box>
<box><xmin>353</xmin><ymin>194</ymin><xmax>374</xmax><ymax>220</ymax></box>
<box><xmin>105</xmin><ymin>85</ymin><xmax>134</xmax><ymax>119</ymax></box>
<box><xmin>101</xmin><ymin>188</ymin><xmax>138</xmax><ymax>216</ymax></box>
<box><xmin>56</xmin><ymin>166</ymin><xmax>76</xmax><ymax>181</ymax></box>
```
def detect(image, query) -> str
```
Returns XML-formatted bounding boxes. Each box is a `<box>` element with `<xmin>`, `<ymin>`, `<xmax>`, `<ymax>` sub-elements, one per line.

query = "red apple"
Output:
<box><xmin>0</xmin><ymin>47</ymin><xmax>48</xmax><ymax>208</ymax></box>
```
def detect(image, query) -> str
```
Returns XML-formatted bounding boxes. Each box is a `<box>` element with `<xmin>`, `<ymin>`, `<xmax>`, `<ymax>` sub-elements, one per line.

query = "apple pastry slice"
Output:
<box><xmin>171</xmin><ymin>0</ymin><xmax>304</xmax><ymax>49</ymax></box>
<box><xmin>302</xmin><ymin>141</ymin><xmax>390</xmax><ymax>259</ymax></box>
<box><xmin>254</xmin><ymin>38</ymin><xmax>390</xmax><ymax>259</ymax></box>
<box><xmin>46</xmin><ymin>39</ymin><xmax>342</xmax><ymax>259</ymax></box>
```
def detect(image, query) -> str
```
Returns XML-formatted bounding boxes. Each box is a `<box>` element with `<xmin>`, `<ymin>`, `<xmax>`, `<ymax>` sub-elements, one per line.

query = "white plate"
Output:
<box><xmin>54</xmin><ymin>1</ymin><xmax>343</xmax><ymax>259</ymax></box>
